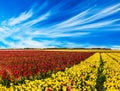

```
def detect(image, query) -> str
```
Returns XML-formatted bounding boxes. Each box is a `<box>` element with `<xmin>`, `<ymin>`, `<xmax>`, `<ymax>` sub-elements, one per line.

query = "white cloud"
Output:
<box><xmin>6</xmin><ymin>38</ymin><xmax>59</xmax><ymax>48</ymax></box>
<box><xmin>47</xmin><ymin>32</ymin><xmax>89</xmax><ymax>38</ymax></box>
<box><xmin>85</xmin><ymin>45</ymin><xmax>108</xmax><ymax>48</ymax></box>
<box><xmin>71</xmin><ymin>19</ymin><xmax>120</xmax><ymax>30</ymax></box>
<box><xmin>0</xmin><ymin>2</ymin><xmax>119</xmax><ymax>48</ymax></box>
<box><xmin>22</xmin><ymin>12</ymin><xmax>50</xmax><ymax>27</ymax></box>
<box><xmin>45</xmin><ymin>18</ymin><xmax>120</xmax><ymax>34</ymax></box>
<box><xmin>8</xmin><ymin>10</ymin><xmax>33</xmax><ymax>26</ymax></box>
<box><xmin>80</xmin><ymin>3</ymin><xmax>120</xmax><ymax>24</ymax></box>
<box><xmin>0</xmin><ymin>27</ymin><xmax>4</xmax><ymax>32</ymax></box>
<box><xmin>50</xmin><ymin>3</ymin><xmax>120</xmax><ymax>31</ymax></box>
<box><xmin>0</xmin><ymin>26</ymin><xmax>12</xmax><ymax>38</ymax></box>
<box><xmin>63</xmin><ymin>42</ymin><xmax>85</xmax><ymax>48</ymax></box>
<box><xmin>111</xmin><ymin>45</ymin><xmax>120</xmax><ymax>50</ymax></box>
<box><xmin>53</xmin><ymin>8</ymin><xmax>90</xmax><ymax>28</ymax></box>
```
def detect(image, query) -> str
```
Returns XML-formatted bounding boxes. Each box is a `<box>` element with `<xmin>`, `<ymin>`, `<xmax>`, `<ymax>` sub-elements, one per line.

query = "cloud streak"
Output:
<box><xmin>8</xmin><ymin>10</ymin><xmax>33</xmax><ymax>26</ymax></box>
<box><xmin>0</xmin><ymin>0</ymin><xmax>120</xmax><ymax>48</ymax></box>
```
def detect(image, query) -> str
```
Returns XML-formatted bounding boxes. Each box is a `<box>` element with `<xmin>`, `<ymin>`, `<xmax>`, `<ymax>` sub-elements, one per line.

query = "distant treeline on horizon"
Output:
<box><xmin>0</xmin><ymin>48</ymin><xmax>111</xmax><ymax>50</ymax></box>
<box><xmin>24</xmin><ymin>48</ymin><xmax>111</xmax><ymax>50</ymax></box>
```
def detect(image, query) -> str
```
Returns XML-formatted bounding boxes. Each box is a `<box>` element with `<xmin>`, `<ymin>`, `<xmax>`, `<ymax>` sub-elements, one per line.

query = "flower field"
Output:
<box><xmin>0</xmin><ymin>50</ymin><xmax>93</xmax><ymax>86</ymax></box>
<box><xmin>0</xmin><ymin>50</ymin><xmax>120</xmax><ymax>91</ymax></box>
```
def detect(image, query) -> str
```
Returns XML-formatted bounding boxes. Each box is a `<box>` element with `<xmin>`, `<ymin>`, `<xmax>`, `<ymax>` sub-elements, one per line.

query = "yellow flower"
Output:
<box><xmin>62</xmin><ymin>86</ymin><xmax>67</xmax><ymax>91</ymax></box>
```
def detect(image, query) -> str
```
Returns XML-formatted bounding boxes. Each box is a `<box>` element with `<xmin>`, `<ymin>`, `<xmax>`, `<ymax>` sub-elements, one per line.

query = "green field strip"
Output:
<box><xmin>95</xmin><ymin>53</ymin><xmax>106</xmax><ymax>91</ymax></box>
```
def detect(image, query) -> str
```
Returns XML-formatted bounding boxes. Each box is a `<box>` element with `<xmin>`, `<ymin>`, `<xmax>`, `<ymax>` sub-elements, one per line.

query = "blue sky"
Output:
<box><xmin>0</xmin><ymin>0</ymin><xmax>120</xmax><ymax>48</ymax></box>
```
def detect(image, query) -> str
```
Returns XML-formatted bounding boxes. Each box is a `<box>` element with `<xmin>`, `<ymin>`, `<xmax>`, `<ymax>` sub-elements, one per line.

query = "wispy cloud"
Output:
<box><xmin>111</xmin><ymin>45</ymin><xmax>120</xmax><ymax>50</ymax></box>
<box><xmin>0</xmin><ymin>0</ymin><xmax>120</xmax><ymax>48</ymax></box>
<box><xmin>71</xmin><ymin>19</ymin><xmax>120</xmax><ymax>30</ymax></box>
<box><xmin>7</xmin><ymin>10</ymin><xmax>33</xmax><ymax>26</ymax></box>
<box><xmin>50</xmin><ymin>3</ymin><xmax>120</xmax><ymax>31</ymax></box>
<box><xmin>7</xmin><ymin>39</ymin><xmax>56</xmax><ymax>48</ymax></box>
<box><xmin>22</xmin><ymin>12</ymin><xmax>50</xmax><ymax>27</ymax></box>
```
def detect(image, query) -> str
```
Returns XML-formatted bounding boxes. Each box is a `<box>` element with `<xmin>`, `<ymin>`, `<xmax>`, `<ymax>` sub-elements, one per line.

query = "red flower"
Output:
<box><xmin>67</xmin><ymin>86</ymin><xmax>72</xmax><ymax>91</ymax></box>
<box><xmin>47</xmin><ymin>88</ymin><xmax>52</xmax><ymax>91</ymax></box>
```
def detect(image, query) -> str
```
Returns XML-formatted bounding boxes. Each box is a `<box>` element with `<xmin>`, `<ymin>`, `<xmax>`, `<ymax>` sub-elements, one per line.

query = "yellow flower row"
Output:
<box><xmin>0</xmin><ymin>52</ymin><xmax>120</xmax><ymax>91</ymax></box>
<box><xmin>0</xmin><ymin>53</ymin><xmax>101</xmax><ymax>91</ymax></box>
<box><xmin>107</xmin><ymin>53</ymin><xmax>120</xmax><ymax>64</ymax></box>
<box><xmin>101</xmin><ymin>53</ymin><xmax>120</xmax><ymax>91</ymax></box>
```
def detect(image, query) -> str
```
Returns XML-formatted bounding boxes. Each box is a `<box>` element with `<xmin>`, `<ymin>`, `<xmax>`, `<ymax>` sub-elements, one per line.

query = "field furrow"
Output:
<box><xmin>0</xmin><ymin>51</ymin><xmax>120</xmax><ymax>91</ymax></box>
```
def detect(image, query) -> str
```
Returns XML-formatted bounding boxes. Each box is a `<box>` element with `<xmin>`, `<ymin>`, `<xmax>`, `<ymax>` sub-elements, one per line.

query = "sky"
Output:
<box><xmin>0</xmin><ymin>0</ymin><xmax>120</xmax><ymax>49</ymax></box>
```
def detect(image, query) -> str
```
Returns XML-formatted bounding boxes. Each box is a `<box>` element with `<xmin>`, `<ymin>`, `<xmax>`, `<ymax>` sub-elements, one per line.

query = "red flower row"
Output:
<box><xmin>0</xmin><ymin>50</ymin><xmax>94</xmax><ymax>81</ymax></box>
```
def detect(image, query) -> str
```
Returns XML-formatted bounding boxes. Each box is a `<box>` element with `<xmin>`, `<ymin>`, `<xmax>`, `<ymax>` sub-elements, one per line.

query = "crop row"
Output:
<box><xmin>0</xmin><ymin>53</ymin><xmax>100</xmax><ymax>90</ymax></box>
<box><xmin>0</xmin><ymin>51</ymin><xmax>94</xmax><ymax>84</ymax></box>
<box><xmin>0</xmin><ymin>52</ymin><xmax>120</xmax><ymax>91</ymax></box>
<box><xmin>101</xmin><ymin>53</ymin><xmax>120</xmax><ymax>90</ymax></box>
